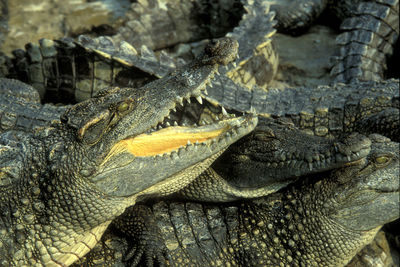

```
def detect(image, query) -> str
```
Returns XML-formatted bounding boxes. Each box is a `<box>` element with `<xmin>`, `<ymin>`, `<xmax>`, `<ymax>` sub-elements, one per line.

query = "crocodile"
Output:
<box><xmin>265</xmin><ymin>0</ymin><xmax>399</xmax><ymax>82</ymax></box>
<box><xmin>73</xmin><ymin>133</ymin><xmax>400</xmax><ymax>267</ymax></box>
<box><xmin>112</xmin><ymin>0</ymin><xmax>244</xmax><ymax>51</ymax></box>
<box><xmin>1</xmin><ymin>0</ymin><xmax>278</xmax><ymax>103</ymax></box>
<box><xmin>330</xmin><ymin>0</ymin><xmax>399</xmax><ymax>83</ymax></box>
<box><xmin>0</xmin><ymin>37</ymin><xmax>260</xmax><ymax>266</ymax></box>
<box><xmin>204</xmin><ymin>78</ymin><xmax>399</xmax><ymax>141</ymax></box>
<box><xmin>67</xmin><ymin>77</ymin><xmax>398</xmax><ymax>265</ymax></box>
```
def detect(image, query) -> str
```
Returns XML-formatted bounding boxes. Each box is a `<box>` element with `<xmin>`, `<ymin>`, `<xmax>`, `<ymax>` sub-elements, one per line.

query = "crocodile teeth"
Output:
<box><xmin>196</xmin><ymin>96</ymin><xmax>203</xmax><ymax>104</ymax></box>
<box><xmin>232</xmin><ymin>62</ymin><xmax>237</xmax><ymax>68</ymax></box>
<box><xmin>221</xmin><ymin>106</ymin><xmax>228</xmax><ymax>116</ymax></box>
<box><xmin>165</xmin><ymin>122</ymin><xmax>170</xmax><ymax>127</ymax></box>
<box><xmin>204</xmin><ymin>88</ymin><xmax>209</xmax><ymax>95</ymax></box>
<box><xmin>173</xmin><ymin>121</ymin><xmax>178</xmax><ymax>126</ymax></box>
<box><xmin>186</xmin><ymin>98</ymin><xmax>191</xmax><ymax>104</ymax></box>
<box><xmin>208</xmin><ymin>83</ymin><xmax>213</xmax><ymax>88</ymax></box>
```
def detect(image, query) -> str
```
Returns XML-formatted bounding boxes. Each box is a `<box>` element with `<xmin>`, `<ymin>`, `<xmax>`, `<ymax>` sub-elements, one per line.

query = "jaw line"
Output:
<box><xmin>94</xmin><ymin>114</ymin><xmax>258</xmax><ymax>197</ymax></box>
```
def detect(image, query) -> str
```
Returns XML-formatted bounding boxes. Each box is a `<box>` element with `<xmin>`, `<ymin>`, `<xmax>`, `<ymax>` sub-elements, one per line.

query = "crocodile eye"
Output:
<box><xmin>374</xmin><ymin>154</ymin><xmax>392</xmax><ymax>167</ymax></box>
<box><xmin>117</xmin><ymin>101</ymin><xmax>130</xmax><ymax>113</ymax></box>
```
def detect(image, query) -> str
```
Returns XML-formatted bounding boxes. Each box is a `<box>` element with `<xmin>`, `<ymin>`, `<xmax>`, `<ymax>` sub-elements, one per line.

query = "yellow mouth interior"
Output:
<box><xmin>110</xmin><ymin>125</ymin><xmax>227</xmax><ymax>157</ymax></box>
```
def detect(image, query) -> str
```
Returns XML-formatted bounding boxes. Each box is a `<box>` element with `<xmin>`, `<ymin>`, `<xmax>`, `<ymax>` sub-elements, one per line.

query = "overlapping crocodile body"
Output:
<box><xmin>74</xmin><ymin>135</ymin><xmax>400</xmax><ymax>267</ymax></box>
<box><xmin>205</xmin><ymin>78</ymin><xmax>399</xmax><ymax>140</ymax></box>
<box><xmin>331</xmin><ymin>0</ymin><xmax>399</xmax><ymax>83</ymax></box>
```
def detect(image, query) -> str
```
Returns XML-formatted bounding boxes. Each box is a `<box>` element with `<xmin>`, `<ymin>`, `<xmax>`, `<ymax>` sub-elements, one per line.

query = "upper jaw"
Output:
<box><xmin>83</xmin><ymin>37</ymin><xmax>255</xmax><ymax>196</ymax></box>
<box><xmin>93</xmin><ymin>96</ymin><xmax>258</xmax><ymax>196</ymax></box>
<box><xmin>94</xmin><ymin>37</ymin><xmax>239</xmax><ymax>150</ymax></box>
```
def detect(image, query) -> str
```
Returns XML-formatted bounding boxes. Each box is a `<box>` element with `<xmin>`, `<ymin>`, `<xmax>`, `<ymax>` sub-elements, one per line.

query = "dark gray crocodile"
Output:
<box><xmin>204</xmin><ymin>78</ymin><xmax>399</xmax><ymax>141</ymax></box>
<box><xmin>267</xmin><ymin>0</ymin><xmax>328</xmax><ymax>34</ymax></box>
<box><xmin>266</xmin><ymin>0</ymin><xmax>399</xmax><ymax>82</ymax></box>
<box><xmin>113</xmin><ymin>0</ymin><xmax>243</xmax><ymax>51</ymax></box>
<box><xmin>1</xmin><ymin>0</ymin><xmax>278</xmax><ymax>104</ymax></box>
<box><xmin>73</xmin><ymin>133</ymin><xmax>400</xmax><ymax>267</ymax></box>
<box><xmin>331</xmin><ymin>0</ymin><xmax>399</xmax><ymax>83</ymax></box>
<box><xmin>0</xmin><ymin>37</ymin><xmax>259</xmax><ymax>266</ymax></box>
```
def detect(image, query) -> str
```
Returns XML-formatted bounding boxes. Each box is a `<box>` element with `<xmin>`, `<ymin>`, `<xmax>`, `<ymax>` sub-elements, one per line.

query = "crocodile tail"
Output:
<box><xmin>331</xmin><ymin>0</ymin><xmax>399</xmax><ymax>83</ymax></box>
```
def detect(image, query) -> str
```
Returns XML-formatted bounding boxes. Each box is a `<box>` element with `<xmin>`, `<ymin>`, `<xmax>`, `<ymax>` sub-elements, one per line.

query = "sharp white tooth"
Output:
<box><xmin>187</xmin><ymin>98</ymin><xmax>191</xmax><ymax>104</ymax></box>
<box><xmin>179</xmin><ymin>97</ymin><xmax>183</xmax><ymax>106</ymax></box>
<box><xmin>167</xmin><ymin>114</ymin><xmax>171</xmax><ymax>119</ymax></box>
<box><xmin>158</xmin><ymin>125</ymin><xmax>163</xmax><ymax>130</ymax></box>
<box><xmin>215</xmin><ymin>69</ymin><xmax>220</xmax><ymax>75</ymax></box>
<box><xmin>172</xmin><ymin>107</ymin><xmax>176</xmax><ymax>112</ymax></box>
<box><xmin>196</xmin><ymin>96</ymin><xmax>203</xmax><ymax>104</ymax></box>
<box><xmin>221</xmin><ymin>106</ymin><xmax>228</xmax><ymax>116</ymax></box>
<box><xmin>236</xmin><ymin>54</ymin><xmax>240</xmax><ymax>59</ymax></box>
<box><xmin>166</xmin><ymin>122</ymin><xmax>171</xmax><ymax>126</ymax></box>
<box><xmin>174</xmin><ymin>121</ymin><xmax>178</xmax><ymax>126</ymax></box>
<box><xmin>204</xmin><ymin>88</ymin><xmax>208</xmax><ymax>95</ymax></box>
<box><xmin>208</xmin><ymin>83</ymin><xmax>213</xmax><ymax>88</ymax></box>
<box><xmin>232</xmin><ymin>62</ymin><xmax>237</xmax><ymax>68</ymax></box>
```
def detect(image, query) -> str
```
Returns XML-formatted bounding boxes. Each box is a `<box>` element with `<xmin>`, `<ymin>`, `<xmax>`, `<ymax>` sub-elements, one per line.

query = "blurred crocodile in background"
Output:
<box><xmin>0</xmin><ymin>0</ymin><xmax>278</xmax><ymax>103</ymax></box>
<box><xmin>265</xmin><ymin>0</ymin><xmax>399</xmax><ymax>83</ymax></box>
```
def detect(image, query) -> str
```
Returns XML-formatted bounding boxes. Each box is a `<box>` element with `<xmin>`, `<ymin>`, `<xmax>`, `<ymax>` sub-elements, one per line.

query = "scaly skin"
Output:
<box><xmin>71</xmin><ymin>115</ymin><xmax>372</xmax><ymax>266</ymax></box>
<box><xmin>204</xmin><ymin>78</ymin><xmax>399</xmax><ymax>141</ymax></box>
<box><xmin>331</xmin><ymin>0</ymin><xmax>399</xmax><ymax>83</ymax></box>
<box><xmin>1</xmin><ymin>0</ymin><xmax>278</xmax><ymax>103</ymax></box>
<box><xmin>266</xmin><ymin>0</ymin><xmax>328</xmax><ymax>34</ymax></box>
<box><xmin>0</xmin><ymin>37</ymin><xmax>259</xmax><ymax>266</ymax></box>
<box><xmin>175</xmin><ymin>118</ymin><xmax>372</xmax><ymax>202</ymax></box>
<box><xmin>5</xmin><ymin>36</ymin><xmax>162</xmax><ymax>102</ymax></box>
<box><xmin>75</xmin><ymin>134</ymin><xmax>399</xmax><ymax>267</ymax></box>
<box><xmin>113</xmin><ymin>0</ymin><xmax>244</xmax><ymax>51</ymax></box>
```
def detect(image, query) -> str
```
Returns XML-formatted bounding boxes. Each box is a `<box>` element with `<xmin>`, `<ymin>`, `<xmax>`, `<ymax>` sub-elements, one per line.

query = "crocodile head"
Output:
<box><xmin>329</xmin><ymin>134</ymin><xmax>399</xmax><ymax>231</ymax></box>
<box><xmin>213</xmin><ymin>119</ymin><xmax>372</xmax><ymax>191</ymax></box>
<box><xmin>59</xmin><ymin>37</ymin><xmax>257</xmax><ymax>198</ymax></box>
<box><xmin>0</xmin><ymin>37</ymin><xmax>258</xmax><ymax>267</ymax></box>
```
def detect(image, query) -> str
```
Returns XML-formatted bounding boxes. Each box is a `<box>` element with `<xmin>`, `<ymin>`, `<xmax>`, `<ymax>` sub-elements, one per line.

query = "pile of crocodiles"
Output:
<box><xmin>0</xmin><ymin>0</ymin><xmax>398</xmax><ymax>266</ymax></box>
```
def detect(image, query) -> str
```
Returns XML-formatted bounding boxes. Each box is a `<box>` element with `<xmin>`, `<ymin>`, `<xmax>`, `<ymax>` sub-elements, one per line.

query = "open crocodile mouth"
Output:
<box><xmin>105</xmin><ymin>94</ymin><xmax>256</xmax><ymax>161</ymax></box>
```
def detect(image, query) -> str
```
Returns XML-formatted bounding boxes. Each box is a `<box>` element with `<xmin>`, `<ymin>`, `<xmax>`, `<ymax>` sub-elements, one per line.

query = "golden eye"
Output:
<box><xmin>374</xmin><ymin>155</ymin><xmax>392</xmax><ymax>167</ymax></box>
<box><xmin>117</xmin><ymin>101</ymin><xmax>130</xmax><ymax>113</ymax></box>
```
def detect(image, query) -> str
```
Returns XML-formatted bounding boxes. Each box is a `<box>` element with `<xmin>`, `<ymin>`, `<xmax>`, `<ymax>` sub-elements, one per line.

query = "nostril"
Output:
<box><xmin>60</xmin><ymin>114</ymin><xmax>68</xmax><ymax>123</ymax></box>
